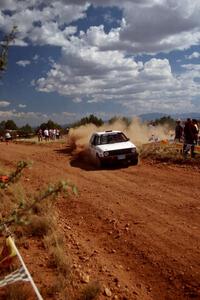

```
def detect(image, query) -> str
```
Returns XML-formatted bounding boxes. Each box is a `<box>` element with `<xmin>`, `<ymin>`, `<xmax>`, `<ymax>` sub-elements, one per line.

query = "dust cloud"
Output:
<box><xmin>67</xmin><ymin>118</ymin><xmax>173</xmax><ymax>157</ymax></box>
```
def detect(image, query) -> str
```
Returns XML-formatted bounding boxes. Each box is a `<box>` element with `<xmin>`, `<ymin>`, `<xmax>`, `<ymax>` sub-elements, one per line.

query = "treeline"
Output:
<box><xmin>0</xmin><ymin>114</ymin><xmax>180</xmax><ymax>139</ymax></box>
<box><xmin>70</xmin><ymin>114</ymin><xmax>177</xmax><ymax>128</ymax></box>
<box><xmin>71</xmin><ymin>114</ymin><xmax>104</xmax><ymax>128</ymax></box>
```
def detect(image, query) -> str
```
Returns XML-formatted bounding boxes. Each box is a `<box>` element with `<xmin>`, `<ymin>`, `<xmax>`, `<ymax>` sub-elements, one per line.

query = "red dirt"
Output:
<box><xmin>0</xmin><ymin>140</ymin><xmax>200</xmax><ymax>300</ymax></box>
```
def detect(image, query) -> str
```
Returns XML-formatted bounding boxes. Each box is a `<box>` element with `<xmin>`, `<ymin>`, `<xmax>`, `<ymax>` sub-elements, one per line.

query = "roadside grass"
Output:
<box><xmin>43</xmin><ymin>230</ymin><xmax>72</xmax><ymax>277</ymax></box>
<box><xmin>79</xmin><ymin>281</ymin><xmax>101</xmax><ymax>300</ymax></box>
<box><xmin>26</xmin><ymin>214</ymin><xmax>53</xmax><ymax>237</ymax></box>
<box><xmin>14</xmin><ymin>136</ymin><xmax>67</xmax><ymax>146</ymax></box>
<box><xmin>0</xmin><ymin>164</ymin><xmax>26</xmax><ymax>222</ymax></box>
<box><xmin>3</xmin><ymin>284</ymin><xmax>33</xmax><ymax>300</ymax></box>
<box><xmin>0</xmin><ymin>155</ymin><xmax>106</xmax><ymax>300</ymax></box>
<box><xmin>140</xmin><ymin>142</ymin><xmax>200</xmax><ymax>166</ymax></box>
<box><xmin>45</xmin><ymin>274</ymin><xmax>67</xmax><ymax>297</ymax></box>
<box><xmin>0</xmin><ymin>161</ymin><xmax>78</xmax><ymax>299</ymax></box>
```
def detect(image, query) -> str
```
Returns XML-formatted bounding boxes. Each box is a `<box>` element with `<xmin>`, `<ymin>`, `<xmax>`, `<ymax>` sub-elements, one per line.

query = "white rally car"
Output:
<box><xmin>89</xmin><ymin>130</ymin><xmax>139</xmax><ymax>167</ymax></box>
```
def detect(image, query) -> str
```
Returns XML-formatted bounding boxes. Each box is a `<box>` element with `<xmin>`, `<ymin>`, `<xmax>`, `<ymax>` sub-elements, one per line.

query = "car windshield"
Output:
<box><xmin>99</xmin><ymin>132</ymin><xmax>128</xmax><ymax>145</ymax></box>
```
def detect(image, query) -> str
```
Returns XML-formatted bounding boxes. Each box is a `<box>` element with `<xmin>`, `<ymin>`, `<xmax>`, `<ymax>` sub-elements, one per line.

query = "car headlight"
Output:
<box><xmin>131</xmin><ymin>148</ymin><xmax>136</xmax><ymax>153</ymax></box>
<box><xmin>104</xmin><ymin>151</ymin><xmax>109</xmax><ymax>157</ymax></box>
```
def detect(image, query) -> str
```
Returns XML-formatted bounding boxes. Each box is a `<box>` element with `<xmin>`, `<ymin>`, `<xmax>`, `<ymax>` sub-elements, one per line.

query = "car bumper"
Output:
<box><xmin>100</xmin><ymin>152</ymin><xmax>138</xmax><ymax>164</ymax></box>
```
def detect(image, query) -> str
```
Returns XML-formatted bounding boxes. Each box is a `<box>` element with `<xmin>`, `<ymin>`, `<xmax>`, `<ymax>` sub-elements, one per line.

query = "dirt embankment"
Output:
<box><xmin>0</xmin><ymin>141</ymin><xmax>199</xmax><ymax>300</ymax></box>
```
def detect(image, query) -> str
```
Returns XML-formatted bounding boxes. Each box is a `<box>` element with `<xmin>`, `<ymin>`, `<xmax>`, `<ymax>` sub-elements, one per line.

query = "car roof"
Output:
<box><xmin>93</xmin><ymin>130</ymin><xmax>122</xmax><ymax>136</ymax></box>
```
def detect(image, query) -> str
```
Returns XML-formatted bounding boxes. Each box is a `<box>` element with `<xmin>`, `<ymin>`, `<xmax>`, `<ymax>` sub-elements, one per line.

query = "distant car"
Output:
<box><xmin>89</xmin><ymin>130</ymin><xmax>139</xmax><ymax>167</ymax></box>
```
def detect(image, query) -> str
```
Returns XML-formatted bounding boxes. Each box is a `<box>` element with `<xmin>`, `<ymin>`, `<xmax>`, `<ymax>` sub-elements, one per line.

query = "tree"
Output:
<box><xmin>0</xmin><ymin>26</ymin><xmax>17</xmax><ymax>73</ymax></box>
<box><xmin>4</xmin><ymin>119</ymin><xmax>18</xmax><ymax>130</ymax></box>
<box><xmin>108</xmin><ymin>116</ymin><xmax>131</xmax><ymax>127</ymax></box>
<box><xmin>38</xmin><ymin>120</ymin><xmax>61</xmax><ymax>131</ymax></box>
<box><xmin>108</xmin><ymin>116</ymin><xmax>119</xmax><ymax>125</ymax></box>
<box><xmin>18</xmin><ymin>124</ymin><xmax>34</xmax><ymax>138</ymax></box>
<box><xmin>72</xmin><ymin>114</ymin><xmax>104</xmax><ymax>128</ymax></box>
<box><xmin>154</xmin><ymin>115</ymin><xmax>175</xmax><ymax>128</ymax></box>
<box><xmin>0</xmin><ymin>121</ymin><xmax>6</xmax><ymax>134</ymax></box>
<box><xmin>20</xmin><ymin>124</ymin><xmax>33</xmax><ymax>133</ymax></box>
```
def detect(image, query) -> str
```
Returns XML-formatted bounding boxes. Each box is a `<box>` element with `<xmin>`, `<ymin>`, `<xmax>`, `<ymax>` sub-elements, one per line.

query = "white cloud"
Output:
<box><xmin>186</xmin><ymin>52</ymin><xmax>200</xmax><ymax>59</ymax></box>
<box><xmin>0</xmin><ymin>0</ymin><xmax>200</xmax><ymax>53</ymax></box>
<box><xmin>1</xmin><ymin>0</ymin><xmax>200</xmax><ymax>116</ymax></box>
<box><xmin>33</xmin><ymin>54</ymin><xmax>39</xmax><ymax>61</ymax></box>
<box><xmin>16</xmin><ymin>60</ymin><xmax>31</xmax><ymax>67</ymax></box>
<box><xmin>62</xmin><ymin>112</ymin><xmax>77</xmax><ymax>117</ymax></box>
<box><xmin>18</xmin><ymin>104</ymin><xmax>27</xmax><ymax>108</ymax></box>
<box><xmin>35</xmin><ymin>30</ymin><xmax>200</xmax><ymax>114</ymax></box>
<box><xmin>0</xmin><ymin>109</ymin><xmax>78</xmax><ymax>126</ymax></box>
<box><xmin>0</xmin><ymin>110</ymin><xmax>45</xmax><ymax>119</ymax></box>
<box><xmin>73</xmin><ymin>97</ymin><xmax>82</xmax><ymax>103</ymax></box>
<box><xmin>0</xmin><ymin>1</ymin><xmax>88</xmax><ymax>46</ymax></box>
<box><xmin>0</xmin><ymin>101</ymin><xmax>10</xmax><ymax>107</ymax></box>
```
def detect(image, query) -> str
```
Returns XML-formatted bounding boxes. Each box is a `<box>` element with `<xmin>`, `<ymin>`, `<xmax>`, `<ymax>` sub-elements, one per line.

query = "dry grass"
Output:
<box><xmin>43</xmin><ymin>231</ymin><xmax>71</xmax><ymax>276</ymax></box>
<box><xmin>0</xmin><ymin>183</ymin><xmax>26</xmax><ymax>233</ymax></box>
<box><xmin>45</xmin><ymin>274</ymin><xmax>67</xmax><ymax>297</ymax></box>
<box><xmin>0</xmin><ymin>160</ymin><xmax>77</xmax><ymax>300</ymax></box>
<box><xmin>3</xmin><ymin>283</ymin><xmax>33</xmax><ymax>300</ymax></box>
<box><xmin>140</xmin><ymin>142</ymin><xmax>200</xmax><ymax>166</ymax></box>
<box><xmin>26</xmin><ymin>214</ymin><xmax>53</xmax><ymax>237</ymax></box>
<box><xmin>79</xmin><ymin>281</ymin><xmax>101</xmax><ymax>300</ymax></box>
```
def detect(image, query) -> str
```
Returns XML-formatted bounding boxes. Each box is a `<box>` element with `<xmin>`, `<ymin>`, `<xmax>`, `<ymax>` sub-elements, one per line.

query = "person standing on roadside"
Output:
<box><xmin>192</xmin><ymin>119</ymin><xmax>199</xmax><ymax>145</ymax></box>
<box><xmin>183</xmin><ymin>118</ymin><xmax>195</xmax><ymax>158</ymax></box>
<box><xmin>174</xmin><ymin>119</ymin><xmax>183</xmax><ymax>142</ymax></box>
<box><xmin>44</xmin><ymin>128</ymin><xmax>49</xmax><ymax>141</ymax></box>
<box><xmin>5</xmin><ymin>131</ymin><xmax>11</xmax><ymax>144</ymax></box>
<box><xmin>37</xmin><ymin>128</ymin><xmax>43</xmax><ymax>142</ymax></box>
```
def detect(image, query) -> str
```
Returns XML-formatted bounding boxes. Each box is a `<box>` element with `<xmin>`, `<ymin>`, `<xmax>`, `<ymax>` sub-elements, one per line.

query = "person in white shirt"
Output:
<box><xmin>5</xmin><ymin>131</ymin><xmax>11</xmax><ymax>144</ymax></box>
<box><xmin>44</xmin><ymin>129</ymin><xmax>49</xmax><ymax>141</ymax></box>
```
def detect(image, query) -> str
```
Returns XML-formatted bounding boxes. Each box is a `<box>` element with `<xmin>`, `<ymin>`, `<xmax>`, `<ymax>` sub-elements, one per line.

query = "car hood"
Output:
<box><xmin>97</xmin><ymin>141</ymin><xmax>137</xmax><ymax>152</ymax></box>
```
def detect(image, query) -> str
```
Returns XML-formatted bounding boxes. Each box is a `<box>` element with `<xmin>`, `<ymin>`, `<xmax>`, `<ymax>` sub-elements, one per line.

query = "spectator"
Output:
<box><xmin>56</xmin><ymin>129</ymin><xmax>60</xmax><ymax>139</ymax></box>
<box><xmin>37</xmin><ymin>128</ymin><xmax>43</xmax><ymax>142</ymax></box>
<box><xmin>183</xmin><ymin>118</ymin><xmax>195</xmax><ymax>158</ymax></box>
<box><xmin>174</xmin><ymin>119</ymin><xmax>183</xmax><ymax>142</ymax></box>
<box><xmin>5</xmin><ymin>131</ymin><xmax>11</xmax><ymax>144</ymax></box>
<box><xmin>44</xmin><ymin>128</ymin><xmax>49</xmax><ymax>141</ymax></box>
<box><xmin>192</xmin><ymin>119</ymin><xmax>199</xmax><ymax>145</ymax></box>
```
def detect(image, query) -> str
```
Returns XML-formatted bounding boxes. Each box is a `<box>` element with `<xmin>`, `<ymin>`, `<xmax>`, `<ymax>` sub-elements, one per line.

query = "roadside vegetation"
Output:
<box><xmin>140</xmin><ymin>141</ymin><xmax>200</xmax><ymax>167</ymax></box>
<box><xmin>0</xmin><ymin>161</ymin><xmax>83</xmax><ymax>299</ymax></box>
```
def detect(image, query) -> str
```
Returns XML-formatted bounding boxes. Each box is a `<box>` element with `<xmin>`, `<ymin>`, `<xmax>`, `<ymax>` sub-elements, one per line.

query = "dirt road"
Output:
<box><xmin>0</xmin><ymin>140</ymin><xmax>200</xmax><ymax>299</ymax></box>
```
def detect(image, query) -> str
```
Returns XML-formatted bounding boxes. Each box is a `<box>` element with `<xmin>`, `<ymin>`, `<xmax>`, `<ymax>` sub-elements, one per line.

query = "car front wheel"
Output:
<box><xmin>130</xmin><ymin>157</ymin><xmax>139</xmax><ymax>165</ymax></box>
<box><xmin>96</xmin><ymin>154</ymin><xmax>104</xmax><ymax>168</ymax></box>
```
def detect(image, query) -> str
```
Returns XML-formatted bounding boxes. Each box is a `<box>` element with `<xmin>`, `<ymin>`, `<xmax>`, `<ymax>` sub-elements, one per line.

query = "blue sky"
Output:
<box><xmin>0</xmin><ymin>0</ymin><xmax>200</xmax><ymax>126</ymax></box>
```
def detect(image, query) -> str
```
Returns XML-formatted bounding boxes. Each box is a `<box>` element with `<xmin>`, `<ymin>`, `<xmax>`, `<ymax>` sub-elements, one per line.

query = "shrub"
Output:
<box><xmin>80</xmin><ymin>281</ymin><xmax>101</xmax><ymax>300</ymax></box>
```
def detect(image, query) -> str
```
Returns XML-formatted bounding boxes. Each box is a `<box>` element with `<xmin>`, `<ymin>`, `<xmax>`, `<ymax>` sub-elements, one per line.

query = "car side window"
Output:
<box><xmin>90</xmin><ymin>135</ymin><xmax>95</xmax><ymax>145</ymax></box>
<box><xmin>90</xmin><ymin>135</ymin><xmax>98</xmax><ymax>146</ymax></box>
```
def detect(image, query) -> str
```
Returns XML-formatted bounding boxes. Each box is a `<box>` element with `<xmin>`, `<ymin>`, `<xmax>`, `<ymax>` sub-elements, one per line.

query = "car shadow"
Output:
<box><xmin>70</xmin><ymin>157</ymin><xmax>130</xmax><ymax>171</ymax></box>
<box><xmin>54</xmin><ymin>145</ymin><xmax>73</xmax><ymax>155</ymax></box>
<box><xmin>54</xmin><ymin>146</ymin><xmax>96</xmax><ymax>171</ymax></box>
<box><xmin>54</xmin><ymin>146</ymin><xmax>130</xmax><ymax>171</ymax></box>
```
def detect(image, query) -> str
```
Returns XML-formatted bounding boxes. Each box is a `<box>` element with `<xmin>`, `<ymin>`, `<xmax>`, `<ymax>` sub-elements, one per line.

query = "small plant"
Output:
<box><xmin>0</xmin><ymin>161</ymin><xmax>28</xmax><ymax>189</ymax></box>
<box><xmin>0</xmin><ymin>160</ymin><xmax>78</xmax><ymax>299</ymax></box>
<box><xmin>3</xmin><ymin>283</ymin><xmax>33</xmax><ymax>300</ymax></box>
<box><xmin>80</xmin><ymin>281</ymin><xmax>101</xmax><ymax>300</ymax></box>
<box><xmin>0</xmin><ymin>180</ymin><xmax>77</xmax><ymax>232</ymax></box>
<box><xmin>45</xmin><ymin>274</ymin><xmax>66</xmax><ymax>297</ymax></box>
<box><xmin>49</xmin><ymin>244</ymin><xmax>71</xmax><ymax>276</ymax></box>
<box><xmin>26</xmin><ymin>215</ymin><xmax>53</xmax><ymax>237</ymax></box>
<box><xmin>43</xmin><ymin>231</ymin><xmax>71</xmax><ymax>276</ymax></box>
